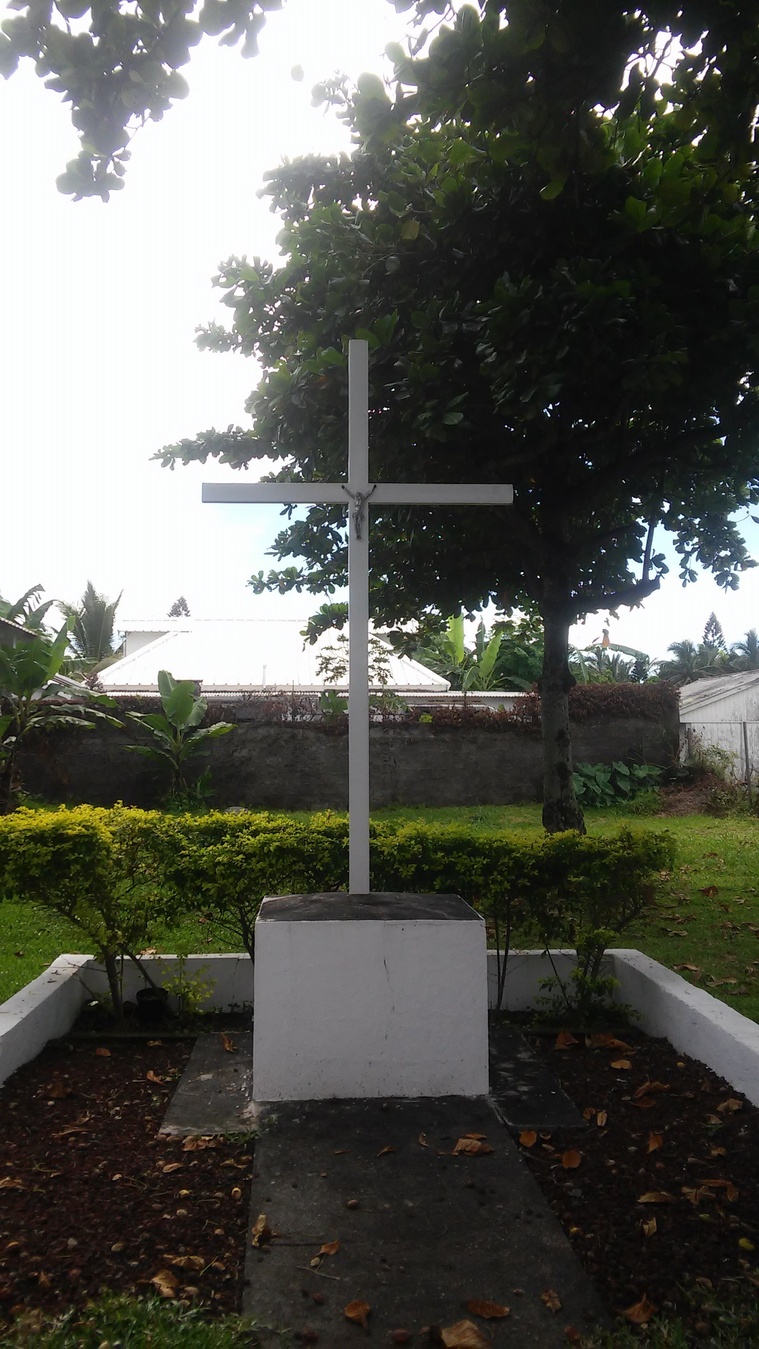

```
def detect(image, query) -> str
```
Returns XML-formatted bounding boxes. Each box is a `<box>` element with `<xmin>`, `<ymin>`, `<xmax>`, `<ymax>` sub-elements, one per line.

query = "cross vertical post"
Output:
<box><xmin>202</xmin><ymin>338</ymin><xmax>513</xmax><ymax>897</ymax></box>
<box><xmin>347</xmin><ymin>340</ymin><xmax>371</xmax><ymax>892</ymax></box>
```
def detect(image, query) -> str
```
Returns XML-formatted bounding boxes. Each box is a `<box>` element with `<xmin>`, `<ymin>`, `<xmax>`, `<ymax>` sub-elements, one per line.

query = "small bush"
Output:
<box><xmin>0</xmin><ymin>805</ymin><xmax>181</xmax><ymax>1019</ymax></box>
<box><xmin>573</xmin><ymin>761</ymin><xmax>663</xmax><ymax>808</ymax></box>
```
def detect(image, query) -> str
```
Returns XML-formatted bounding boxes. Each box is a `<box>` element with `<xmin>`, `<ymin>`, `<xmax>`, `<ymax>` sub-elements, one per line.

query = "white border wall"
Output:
<box><xmin>2</xmin><ymin>950</ymin><xmax>759</xmax><ymax>1106</ymax></box>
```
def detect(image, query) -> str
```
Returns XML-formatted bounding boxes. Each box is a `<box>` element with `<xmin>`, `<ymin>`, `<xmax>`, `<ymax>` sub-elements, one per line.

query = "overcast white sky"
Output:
<box><xmin>1</xmin><ymin>0</ymin><xmax>757</xmax><ymax>660</ymax></box>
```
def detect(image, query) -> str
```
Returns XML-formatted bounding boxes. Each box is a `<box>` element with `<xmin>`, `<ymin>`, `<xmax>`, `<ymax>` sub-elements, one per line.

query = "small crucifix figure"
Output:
<box><xmin>203</xmin><ymin>340</ymin><xmax>513</xmax><ymax>892</ymax></box>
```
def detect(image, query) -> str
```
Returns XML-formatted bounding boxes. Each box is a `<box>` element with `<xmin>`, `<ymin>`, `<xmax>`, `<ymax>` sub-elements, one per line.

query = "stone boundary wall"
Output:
<box><xmin>19</xmin><ymin>713</ymin><xmax>678</xmax><ymax>810</ymax></box>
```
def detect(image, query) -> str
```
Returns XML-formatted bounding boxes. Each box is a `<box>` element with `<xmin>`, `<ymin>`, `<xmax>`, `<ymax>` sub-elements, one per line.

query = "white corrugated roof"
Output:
<box><xmin>102</xmin><ymin>619</ymin><xmax>450</xmax><ymax>692</ymax></box>
<box><xmin>678</xmin><ymin>669</ymin><xmax>759</xmax><ymax>715</ymax></box>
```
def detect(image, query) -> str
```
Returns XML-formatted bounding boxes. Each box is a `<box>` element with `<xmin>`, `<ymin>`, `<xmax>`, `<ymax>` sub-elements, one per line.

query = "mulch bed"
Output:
<box><xmin>519</xmin><ymin>1027</ymin><xmax>759</xmax><ymax>1336</ymax></box>
<box><xmin>0</xmin><ymin>1033</ymin><xmax>253</xmax><ymax>1326</ymax></box>
<box><xmin>1</xmin><ymin>1023</ymin><xmax>759</xmax><ymax>1338</ymax></box>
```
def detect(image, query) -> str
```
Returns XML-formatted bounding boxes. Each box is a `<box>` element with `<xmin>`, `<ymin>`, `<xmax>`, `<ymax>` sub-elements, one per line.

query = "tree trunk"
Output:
<box><xmin>103</xmin><ymin>951</ymin><xmax>125</xmax><ymax>1025</ymax></box>
<box><xmin>539</xmin><ymin>601</ymin><xmax>586</xmax><ymax>834</ymax></box>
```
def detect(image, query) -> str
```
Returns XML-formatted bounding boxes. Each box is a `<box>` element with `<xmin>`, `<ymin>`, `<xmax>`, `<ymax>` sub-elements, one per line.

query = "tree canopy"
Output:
<box><xmin>4</xmin><ymin>1</ymin><xmax>759</xmax><ymax>197</ymax></box>
<box><xmin>157</xmin><ymin>2</ymin><xmax>759</xmax><ymax>827</ymax></box>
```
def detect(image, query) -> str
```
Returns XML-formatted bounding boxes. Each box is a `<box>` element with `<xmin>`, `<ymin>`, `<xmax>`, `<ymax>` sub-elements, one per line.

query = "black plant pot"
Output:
<box><xmin>135</xmin><ymin>985</ymin><xmax>170</xmax><ymax>1025</ymax></box>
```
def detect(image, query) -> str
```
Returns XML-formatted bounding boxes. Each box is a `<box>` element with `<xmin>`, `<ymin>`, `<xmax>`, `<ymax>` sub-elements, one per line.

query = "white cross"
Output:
<box><xmin>203</xmin><ymin>340</ymin><xmax>513</xmax><ymax>892</ymax></box>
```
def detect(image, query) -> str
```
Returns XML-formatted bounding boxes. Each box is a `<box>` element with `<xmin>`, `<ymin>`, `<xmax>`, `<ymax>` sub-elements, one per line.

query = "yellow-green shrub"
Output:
<box><xmin>0</xmin><ymin>805</ymin><xmax>181</xmax><ymax>1018</ymax></box>
<box><xmin>0</xmin><ymin>808</ymin><xmax>675</xmax><ymax>1014</ymax></box>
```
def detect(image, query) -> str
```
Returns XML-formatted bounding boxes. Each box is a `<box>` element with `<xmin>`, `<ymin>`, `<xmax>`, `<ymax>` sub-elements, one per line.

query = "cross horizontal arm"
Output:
<box><xmin>202</xmin><ymin>483</ymin><xmax>514</xmax><ymax>506</ymax></box>
<box><xmin>202</xmin><ymin>483</ymin><xmax>348</xmax><ymax>505</ymax></box>
<box><xmin>372</xmin><ymin>484</ymin><xmax>514</xmax><ymax>506</ymax></box>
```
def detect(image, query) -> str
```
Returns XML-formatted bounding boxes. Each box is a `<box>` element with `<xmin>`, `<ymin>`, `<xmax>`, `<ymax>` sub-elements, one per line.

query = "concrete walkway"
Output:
<box><xmin>162</xmin><ymin>1028</ymin><xmax>608</xmax><ymax>1345</ymax></box>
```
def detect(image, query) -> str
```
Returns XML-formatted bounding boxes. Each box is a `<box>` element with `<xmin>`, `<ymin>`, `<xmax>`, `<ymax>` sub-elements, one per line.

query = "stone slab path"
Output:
<box><xmin>161</xmin><ymin>1028</ymin><xmax>607</xmax><ymax>1344</ymax></box>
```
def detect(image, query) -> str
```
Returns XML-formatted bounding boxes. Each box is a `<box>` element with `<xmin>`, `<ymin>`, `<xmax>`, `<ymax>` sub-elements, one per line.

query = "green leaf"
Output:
<box><xmin>539</xmin><ymin>174</ymin><xmax>569</xmax><ymax>201</ymax></box>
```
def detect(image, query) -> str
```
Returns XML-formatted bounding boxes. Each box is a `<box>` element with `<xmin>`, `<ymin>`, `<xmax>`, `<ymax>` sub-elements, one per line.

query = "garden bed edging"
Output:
<box><xmin>1</xmin><ymin>949</ymin><xmax>758</xmax><ymax>1105</ymax></box>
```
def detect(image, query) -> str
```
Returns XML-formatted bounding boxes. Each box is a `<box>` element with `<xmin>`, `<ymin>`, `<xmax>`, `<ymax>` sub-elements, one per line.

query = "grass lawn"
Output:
<box><xmin>1</xmin><ymin>803</ymin><xmax>758</xmax><ymax>1022</ymax></box>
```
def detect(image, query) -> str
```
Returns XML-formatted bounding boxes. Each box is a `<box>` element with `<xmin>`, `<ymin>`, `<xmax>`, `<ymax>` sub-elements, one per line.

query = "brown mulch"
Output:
<box><xmin>0</xmin><ymin>1034</ymin><xmax>253</xmax><ymax>1326</ymax></box>
<box><xmin>1</xmin><ymin>1025</ymin><xmax>759</xmax><ymax>1337</ymax></box>
<box><xmin>519</xmin><ymin>1027</ymin><xmax>759</xmax><ymax>1335</ymax></box>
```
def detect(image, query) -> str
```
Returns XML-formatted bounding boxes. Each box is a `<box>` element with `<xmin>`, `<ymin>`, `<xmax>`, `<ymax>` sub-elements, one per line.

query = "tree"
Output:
<box><xmin>0</xmin><ymin>585</ymin><xmax>56</xmax><ymax>633</ymax></box>
<box><xmin>659</xmin><ymin>638</ymin><xmax>725</xmax><ymax>685</ymax></box>
<box><xmin>125</xmin><ymin>669</ymin><xmax>234</xmax><ymax>800</ymax></box>
<box><xmin>729</xmin><ymin>629</ymin><xmax>759</xmax><ymax>671</ymax></box>
<box><xmin>412</xmin><ymin>614</ymin><xmax>505</xmax><ymax>692</ymax></box>
<box><xmin>59</xmin><ymin>580</ymin><xmax>122</xmax><ymax>674</ymax></box>
<box><xmin>0</xmin><ymin>622</ymin><xmax>120</xmax><ymax>811</ymax></box>
<box><xmin>702</xmin><ymin>611</ymin><xmax>726</xmax><ymax>652</ymax></box>
<box><xmin>4</xmin><ymin>1</ymin><xmax>759</xmax><ymax>197</ymax></box>
<box><xmin>157</xmin><ymin>4</ymin><xmax>759</xmax><ymax>831</ymax></box>
<box><xmin>168</xmin><ymin>595</ymin><xmax>191</xmax><ymax>617</ymax></box>
<box><xmin>0</xmin><ymin>0</ymin><xmax>283</xmax><ymax>199</ymax></box>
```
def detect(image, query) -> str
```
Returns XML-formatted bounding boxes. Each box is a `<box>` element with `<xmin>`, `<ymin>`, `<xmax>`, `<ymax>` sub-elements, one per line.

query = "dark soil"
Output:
<box><xmin>519</xmin><ymin>1027</ymin><xmax>759</xmax><ymax>1336</ymax></box>
<box><xmin>1</xmin><ymin>1024</ymin><xmax>759</xmax><ymax>1338</ymax></box>
<box><xmin>0</xmin><ymin>1031</ymin><xmax>253</xmax><ymax>1327</ymax></box>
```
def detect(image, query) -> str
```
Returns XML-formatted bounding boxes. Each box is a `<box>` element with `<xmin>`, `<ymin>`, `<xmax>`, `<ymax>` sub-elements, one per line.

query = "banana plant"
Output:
<box><xmin>126</xmin><ymin>670</ymin><xmax>234</xmax><ymax>800</ymax></box>
<box><xmin>0</xmin><ymin>621</ymin><xmax>120</xmax><ymax>812</ymax></box>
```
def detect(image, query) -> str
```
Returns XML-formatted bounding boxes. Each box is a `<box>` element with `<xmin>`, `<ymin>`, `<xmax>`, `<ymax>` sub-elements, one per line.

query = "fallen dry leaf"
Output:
<box><xmin>346</xmin><ymin>1198</ymin><xmax>360</xmax><ymax>1210</ymax></box>
<box><xmin>344</xmin><ymin>1300</ymin><xmax>370</xmax><ymax>1330</ymax></box>
<box><xmin>585</xmin><ymin>1033</ymin><xmax>632</xmax><ymax>1051</ymax></box>
<box><xmin>700</xmin><ymin>1178</ymin><xmax>739</xmax><ymax>1202</ymax></box>
<box><xmin>622</xmin><ymin>1294</ymin><xmax>657</xmax><ymax>1325</ymax></box>
<box><xmin>610</xmin><ymin>1058</ymin><xmax>632</xmax><ymax>1070</ymax></box>
<box><xmin>634</xmin><ymin>1081</ymin><xmax>670</xmax><ymax>1099</ymax></box>
<box><xmin>717</xmin><ymin>1098</ymin><xmax>743</xmax><ymax>1114</ymax></box>
<box><xmin>596</xmin><ymin>1110</ymin><xmax>607</xmax><ymax>1127</ymax></box>
<box><xmin>440</xmin><ymin>1320</ymin><xmax>490</xmax><ymax>1348</ymax></box>
<box><xmin>0</xmin><ymin>1178</ymin><xmax>24</xmax><ymax>1191</ymax></box>
<box><xmin>541</xmin><ymin>1288</ymin><xmax>562</xmax><ymax>1313</ymax></box>
<box><xmin>463</xmin><ymin>1132</ymin><xmax>488</xmax><ymax>1140</ymax></box>
<box><xmin>418</xmin><ymin>1133</ymin><xmax>429</xmax><ymax>1148</ymax></box>
<box><xmin>161</xmin><ymin>1162</ymin><xmax>183</xmax><ymax>1174</ymax></box>
<box><xmin>519</xmin><ymin>1131</ymin><xmax>537</xmax><ymax>1148</ymax></box>
<box><xmin>94</xmin><ymin>1047</ymin><xmax>111</xmax><ymax>1058</ymax></box>
<box><xmin>250</xmin><ymin>1215</ymin><xmax>271</xmax><ymax>1248</ymax></box>
<box><xmin>647</xmin><ymin>1132</ymin><xmax>663</xmax><ymax>1153</ymax></box>
<box><xmin>377</xmin><ymin>1146</ymin><xmax>397</xmax><ymax>1157</ymax></box>
<box><xmin>631</xmin><ymin>1096</ymin><xmax>656</xmax><ymax>1110</ymax></box>
<box><xmin>638</xmin><ymin>1192</ymin><xmax>674</xmax><ymax>1204</ymax></box>
<box><xmin>561</xmin><ymin>1150</ymin><xmax>582</xmax><ymax>1170</ymax></box>
<box><xmin>47</xmin><ymin>1080</ymin><xmax>70</xmax><ymax>1099</ymax></box>
<box><xmin>466</xmin><ymin>1298</ymin><xmax>510</xmax><ymax>1319</ymax></box>
<box><xmin>167</xmin><ymin>1254</ymin><xmax>205</xmax><ymax>1271</ymax></box>
<box><xmin>453</xmin><ymin>1138</ymin><xmax>494</xmax><ymax>1156</ymax></box>
<box><xmin>554</xmin><ymin>1030</ymin><xmax>578</xmax><ymax>1050</ymax></box>
<box><xmin>319</xmin><ymin>1239</ymin><xmax>340</xmax><ymax>1256</ymax></box>
<box><xmin>220</xmin><ymin>1033</ymin><xmax>237</xmax><ymax>1053</ymax></box>
<box><xmin>146</xmin><ymin>1071</ymin><xmax>164</xmax><ymax>1084</ymax></box>
<box><xmin>641</xmin><ymin>1217</ymin><xmax>657</xmax><ymax>1237</ymax></box>
<box><xmin>151</xmin><ymin>1268</ymin><xmax>180</xmax><ymax>1299</ymax></box>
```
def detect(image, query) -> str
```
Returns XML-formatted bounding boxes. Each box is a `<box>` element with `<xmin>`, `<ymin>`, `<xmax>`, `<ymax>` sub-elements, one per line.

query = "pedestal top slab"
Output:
<box><xmin>258</xmin><ymin>892</ymin><xmax>481</xmax><ymax>923</ymax></box>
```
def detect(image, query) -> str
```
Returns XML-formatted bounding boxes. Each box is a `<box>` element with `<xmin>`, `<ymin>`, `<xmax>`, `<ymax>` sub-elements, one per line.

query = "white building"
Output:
<box><xmin>100</xmin><ymin>617</ymin><xmax>451</xmax><ymax>704</ymax></box>
<box><xmin>679</xmin><ymin>671</ymin><xmax>759</xmax><ymax>781</ymax></box>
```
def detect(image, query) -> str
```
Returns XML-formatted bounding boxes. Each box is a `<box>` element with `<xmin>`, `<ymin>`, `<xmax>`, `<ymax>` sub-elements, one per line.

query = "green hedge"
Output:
<box><xmin>0</xmin><ymin>809</ymin><xmax>674</xmax><ymax>1001</ymax></box>
<box><xmin>0</xmin><ymin>805</ymin><xmax>181</xmax><ymax>1016</ymax></box>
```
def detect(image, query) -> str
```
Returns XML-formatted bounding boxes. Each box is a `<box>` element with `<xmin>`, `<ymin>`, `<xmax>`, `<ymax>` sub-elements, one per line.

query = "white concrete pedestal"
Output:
<box><xmin>252</xmin><ymin>893</ymin><xmax>489</xmax><ymax>1101</ymax></box>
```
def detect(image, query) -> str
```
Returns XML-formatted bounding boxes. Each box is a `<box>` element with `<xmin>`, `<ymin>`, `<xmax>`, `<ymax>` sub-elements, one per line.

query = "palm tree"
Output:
<box><xmin>730</xmin><ymin>629</ymin><xmax>759</xmax><ymax>670</ymax></box>
<box><xmin>60</xmin><ymin>581</ymin><xmax>122</xmax><ymax>673</ymax></box>
<box><xmin>660</xmin><ymin>639</ymin><xmax>724</xmax><ymax>685</ymax></box>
